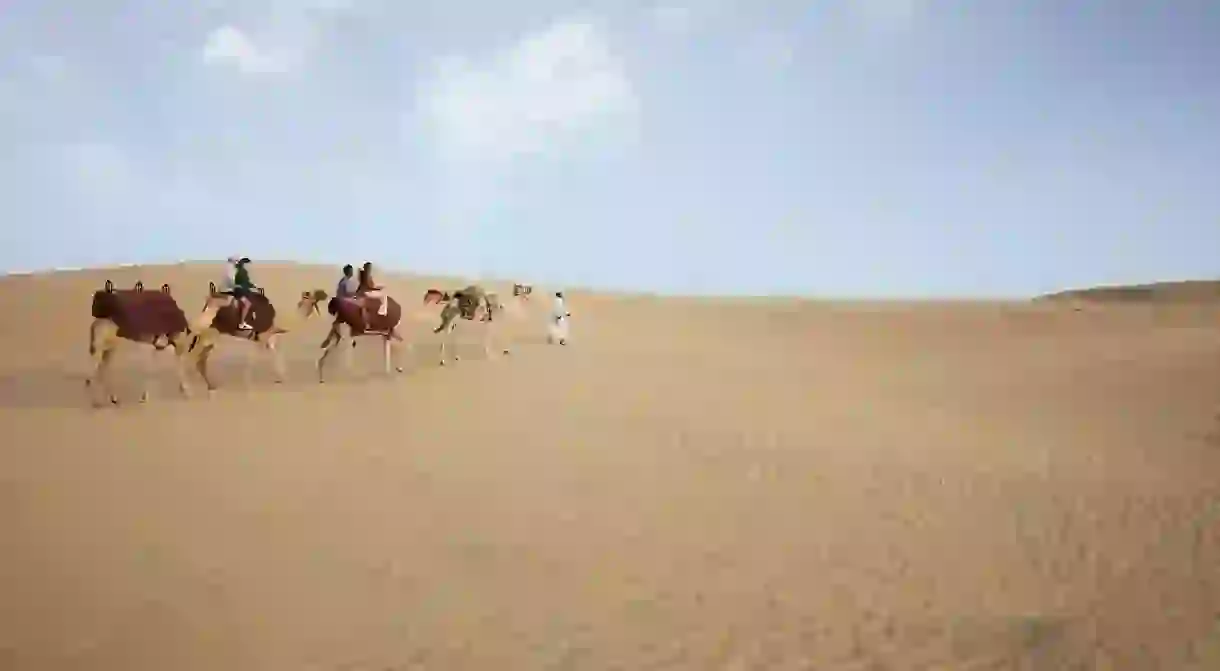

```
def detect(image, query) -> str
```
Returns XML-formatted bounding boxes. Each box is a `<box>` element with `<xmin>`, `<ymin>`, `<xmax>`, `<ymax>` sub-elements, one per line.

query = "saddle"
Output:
<box><xmin>339</xmin><ymin>294</ymin><xmax>378</xmax><ymax>320</ymax></box>
<box><xmin>332</xmin><ymin>294</ymin><xmax>390</xmax><ymax>333</ymax></box>
<box><xmin>207</xmin><ymin>282</ymin><xmax>273</xmax><ymax>335</ymax></box>
<box><xmin>92</xmin><ymin>280</ymin><xmax>189</xmax><ymax>342</ymax></box>
<box><xmin>454</xmin><ymin>285</ymin><xmax>488</xmax><ymax>321</ymax></box>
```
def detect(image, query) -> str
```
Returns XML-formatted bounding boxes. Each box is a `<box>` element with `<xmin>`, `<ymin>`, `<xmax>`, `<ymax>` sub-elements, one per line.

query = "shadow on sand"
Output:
<box><xmin>0</xmin><ymin>338</ymin><xmax>526</xmax><ymax>410</ymax></box>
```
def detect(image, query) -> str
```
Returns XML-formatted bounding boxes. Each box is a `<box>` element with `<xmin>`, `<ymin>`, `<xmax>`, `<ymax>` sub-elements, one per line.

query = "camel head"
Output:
<box><xmin>195</xmin><ymin>292</ymin><xmax>232</xmax><ymax>323</ymax></box>
<box><xmin>183</xmin><ymin>290</ymin><xmax>233</xmax><ymax>345</ymax></box>
<box><xmin>423</xmin><ymin>288</ymin><xmax>451</xmax><ymax>306</ymax></box>
<box><xmin>299</xmin><ymin>288</ymin><xmax>328</xmax><ymax>316</ymax></box>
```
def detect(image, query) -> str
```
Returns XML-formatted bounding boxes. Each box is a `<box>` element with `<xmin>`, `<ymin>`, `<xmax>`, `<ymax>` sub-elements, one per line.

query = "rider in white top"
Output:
<box><xmin>219</xmin><ymin>256</ymin><xmax>238</xmax><ymax>292</ymax></box>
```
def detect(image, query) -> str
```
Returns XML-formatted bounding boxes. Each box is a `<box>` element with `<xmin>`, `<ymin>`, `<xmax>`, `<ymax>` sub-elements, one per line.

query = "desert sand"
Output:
<box><xmin>0</xmin><ymin>262</ymin><xmax>1217</xmax><ymax>670</ymax></box>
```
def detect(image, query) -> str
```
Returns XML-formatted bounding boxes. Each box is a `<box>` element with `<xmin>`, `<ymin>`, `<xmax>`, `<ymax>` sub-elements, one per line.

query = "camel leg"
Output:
<box><xmin>101</xmin><ymin>349</ymin><xmax>120</xmax><ymax>406</ymax></box>
<box><xmin>87</xmin><ymin>343</ymin><xmax>119</xmax><ymax>407</ymax></box>
<box><xmin>317</xmin><ymin>337</ymin><xmax>335</xmax><ymax>383</ymax></box>
<box><xmin>484</xmin><ymin>321</ymin><xmax>508</xmax><ymax>358</ymax></box>
<box><xmin>85</xmin><ymin>327</ymin><xmax>106</xmax><ymax>402</ymax></box>
<box><xmin>86</xmin><ymin>320</ymin><xmax>121</xmax><ymax>406</ymax></box>
<box><xmin>195</xmin><ymin>344</ymin><xmax>219</xmax><ymax>392</ymax></box>
<box><xmin>344</xmin><ymin>334</ymin><xmax>355</xmax><ymax>375</ymax></box>
<box><xmin>500</xmin><ymin>322</ymin><xmax>511</xmax><ymax>356</ymax></box>
<box><xmin>383</xmin><ymin>337</ymin><xmax>393</xmax><ymax>374</ymax></box>
<box><xmin>172</xmin><ymin>338</ymin><xmax>193</xmax><ymax>399</ymax></box>
<box><xmin>139</xmin><ymin>343</ymin><xmax>158</xmax><ymax>404</ymax></box>
<box><xmin>317</xmin><ymin>327</ymin><xmax>344</xmax><ymax>383</ymax></box>
<box><xmin>267</xmin><ymin>336</ymin><xmax>286</xmax><ymax>383</ymax></box>
<box><xmin>174</xmin><ymin>353</ymin><xmax>192</xmax><ymax>398</ymax></box>
<box><xmin>439</xmin><ymin>322</ymin><xmax>456</xmax><ymax>366</ymax></box>
<box><xmin>389</xmin><ymin>329</ymin><xmax>405</xmax><ymax>373</ymax></box>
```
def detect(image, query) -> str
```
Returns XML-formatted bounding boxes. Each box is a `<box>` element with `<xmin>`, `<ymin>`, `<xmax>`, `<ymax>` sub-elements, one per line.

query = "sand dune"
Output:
<box><xmin>1</xmin><ymin>263</ymin><xmax>1217</xmax><ymax>670</ymax></box>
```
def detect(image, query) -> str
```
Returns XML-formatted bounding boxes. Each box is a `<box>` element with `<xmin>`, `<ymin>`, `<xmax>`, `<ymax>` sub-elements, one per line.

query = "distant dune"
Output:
<box><xmin>0</xmin><ymin>262</ymin><xmax>1217</xmax><ymax>670</ymax></box>
<box><xmin>1038</xmin><ymin>279</ymin><xmax>1220</xmax><ymax>304</ymax></box>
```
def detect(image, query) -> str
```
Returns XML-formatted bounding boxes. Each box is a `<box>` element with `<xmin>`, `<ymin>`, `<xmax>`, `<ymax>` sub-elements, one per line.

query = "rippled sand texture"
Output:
<box><xmin>1</xmin><ymin>264</ymin><xmax>1217</xmax><ymax>670</ymax></box>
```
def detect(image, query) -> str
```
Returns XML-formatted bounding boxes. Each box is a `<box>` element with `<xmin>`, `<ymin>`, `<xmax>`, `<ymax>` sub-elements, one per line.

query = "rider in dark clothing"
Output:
<box><xmin>232</xmin><ymin>258</ymin><xmax>255</xmax><ymax>329</ymax></box>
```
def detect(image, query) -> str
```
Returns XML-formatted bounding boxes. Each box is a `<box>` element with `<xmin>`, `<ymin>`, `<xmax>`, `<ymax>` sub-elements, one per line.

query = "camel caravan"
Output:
<box><xmin>84</xmin><ymin>259</ymin><xmax>558</xmax><ymax>408</ymax></box>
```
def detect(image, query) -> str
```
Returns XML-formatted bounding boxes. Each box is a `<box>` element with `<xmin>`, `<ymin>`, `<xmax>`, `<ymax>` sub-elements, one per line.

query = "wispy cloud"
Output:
<box><xmin>412</xmin><ymin>17</ymin><xmax>639</xmax><ymax>165</ymax></box>
<box><xmin>198</xmin><ymin>0</ymin><xmax>357</xmax><ymax>76</ymax></box>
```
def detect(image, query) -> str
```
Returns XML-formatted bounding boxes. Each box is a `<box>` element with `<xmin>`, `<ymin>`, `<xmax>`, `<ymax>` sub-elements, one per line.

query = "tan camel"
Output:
<box><xmin>85</xmin><ymin>281</ymin><xmax>229</xmax><ymax>407</ymax></box>
<box><xmin>500</xmin><ymin>282</ymin><xmax>538</xmax><ymax>324</ymax></box>
<box><xmin>188</xmin><ymin>286</ymin><xmax>329</xmax><ymax>391</ymax></box>
<box><xmin>422</xmin><ymin>287</ymin><xmax>510</xmax><ymax>366</ymax></box>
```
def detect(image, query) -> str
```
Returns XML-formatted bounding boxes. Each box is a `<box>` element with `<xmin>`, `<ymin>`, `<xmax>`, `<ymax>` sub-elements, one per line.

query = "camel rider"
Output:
<box><xmin>232</xmin><ymin>257</ymin><xmax>256</xmax><ymax>330</ymax></box>
<box><xmin>357</xmin><ymin>261</ymin><xmax>388</xmax><ymax>320</ymax></box>
<box><xmin>219</xmin><ymin>256</ymin><xmax>239</xmax><ymax>294</ymax></box>
<box><xmin>336</xmin><ymin>264</ymin><xmax>359</xmax><ymax>299</ymax></box>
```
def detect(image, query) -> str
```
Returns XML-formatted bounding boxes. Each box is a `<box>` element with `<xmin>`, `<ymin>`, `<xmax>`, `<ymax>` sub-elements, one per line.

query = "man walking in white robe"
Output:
<box><xmin>548</xmin><ymin>291</ymin><xmax>570</xmax><ymax>345</ymax></box>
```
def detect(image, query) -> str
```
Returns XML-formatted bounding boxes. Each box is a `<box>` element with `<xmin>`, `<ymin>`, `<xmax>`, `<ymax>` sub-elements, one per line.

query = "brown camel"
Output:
<box><xmin>422</xmin><ymin>286</ymin><xmax>508</xmax><ymax>366</ymax></box>
<box><xmin>187</xmin><ymin>283</ymin><xmax>329</xmax><ymax>390</ymax></box>
<box><xmin>318</xmin><ymin>290</ymin><xmax>405</xmax><ymax>381</ymax></box>
<box><xmin>85</xmin><ymin>280</ymin><xmax>227</xmax><ymax>407</ymax></box>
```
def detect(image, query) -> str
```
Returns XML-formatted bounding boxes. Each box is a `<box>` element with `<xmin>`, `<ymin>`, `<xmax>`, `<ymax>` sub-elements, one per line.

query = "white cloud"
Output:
<box><xmin>199</xmin><ymin>0</ymin><xmax>356</xmax><ymax>75</ymax></box>
<box><xmin>201</xmin><ymin>25</ymin><xmax>299</xmax><ymax>75</ymax></box>
<box><xmin>412</xmin><ymin>18</ymin><xmax>639</xmax><ymax>164</ymax></box>
<box><xmin>649</xmin><ymin>5</ymin><xmax>694</xmax><ymax>35</ymax></box>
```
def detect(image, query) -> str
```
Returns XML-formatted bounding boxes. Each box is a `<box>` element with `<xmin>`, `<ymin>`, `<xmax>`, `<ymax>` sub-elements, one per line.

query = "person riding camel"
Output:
<box><xmin>232</xmin><ymin>257</ymin><xmax>257</xmax><ymax>330</ymax></box>
<box><xmin>357</xmin><ymin>261</ymin><xmax>388</xmax><ymax>324</ymax></box>
<box><xmin>336</xmin><ymin>264</ymin><xmax>359</xmax><ymax>299</ymax></box>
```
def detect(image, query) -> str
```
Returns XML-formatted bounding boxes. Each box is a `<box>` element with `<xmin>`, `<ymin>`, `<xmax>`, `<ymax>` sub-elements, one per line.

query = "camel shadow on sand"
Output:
<box><xmin>0</xmin><ymin>337</ymin><xmax>527</xmax><ymax>410</ymax></box>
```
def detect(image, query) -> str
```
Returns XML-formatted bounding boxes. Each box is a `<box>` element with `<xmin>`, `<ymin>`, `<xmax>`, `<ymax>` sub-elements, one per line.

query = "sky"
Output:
<box><xmin>1</xmin><ymin>0</ymin><xmax>1217</xmax><ymax>297</ymax></box>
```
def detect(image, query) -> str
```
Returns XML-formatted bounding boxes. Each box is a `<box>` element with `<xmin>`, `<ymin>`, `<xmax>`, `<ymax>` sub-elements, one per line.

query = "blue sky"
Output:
<box><xmin>1</xmin><ymin>0</ymin><xmax>1216</xmax><ymax>297</ymax></box>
